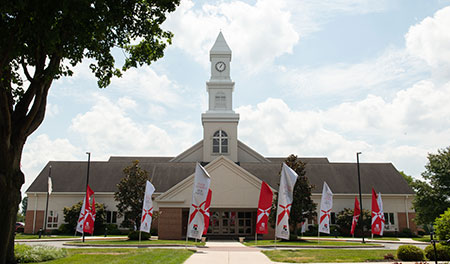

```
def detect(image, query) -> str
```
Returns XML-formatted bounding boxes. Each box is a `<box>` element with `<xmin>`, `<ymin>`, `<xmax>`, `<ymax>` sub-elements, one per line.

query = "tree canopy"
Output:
<box><xmin>412</xmin><ymin>146</ymin><xmax>450</xmax><ymax>225</ymax></box>
<box><xmin>114</xmin><ymin>160</ymin><xmax>150</xmax><ymax>229</ymax></box>
<box><xmin>269</xmin><ymin>154</ymin><xmax>317</xmax><ymax>239</ymax></box>
<box><xmin>0</xmin><ymin>1</ymin><xmax>179</xmax><ymax>263</ymax></box>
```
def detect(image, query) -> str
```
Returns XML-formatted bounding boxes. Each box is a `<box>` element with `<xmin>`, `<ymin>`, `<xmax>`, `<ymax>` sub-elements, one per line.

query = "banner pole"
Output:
<box><xmin>139</xmin><ymin>230</ymin><xmax>141</xmax><ymax>243</ymax></box>
<box><xmin>255</xmin><ymin>232</ymin><xmax>257</xmax><ymax>245</ymax></box>
<box><xmin>274</xmin><ymin>209</ymin><xmax>279</xmax><ymax>249</ymax></box>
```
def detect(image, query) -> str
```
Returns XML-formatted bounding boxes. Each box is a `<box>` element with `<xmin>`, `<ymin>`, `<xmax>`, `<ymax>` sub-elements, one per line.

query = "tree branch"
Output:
<box><xmin>21</xmin><ymin>57</ymin><xmax>33</xmax><ymax>82</ymax></box>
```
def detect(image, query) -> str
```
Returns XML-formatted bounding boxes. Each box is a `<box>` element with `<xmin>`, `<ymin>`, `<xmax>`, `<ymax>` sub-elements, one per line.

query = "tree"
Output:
<box><xmin>336</xmin><ymin>208</ymin><xmax>371</xmax><ymax>236</ymax></box>
<box><xmin>62</xmin><ymin>200</ymin><xmax>106</xmax><ymax>235</ymax></box>
<box><xmin>0</xmin><ymin>1</ymin><xmax>179</xmax><ymax>262</ymax></box>
<box><xmin>434</xmin><ymin>208</ymin><xmax>450</xmax><ymax>243</ymax></box>
<box><xmin>412</xmin><ymin>146</ymin><xmax>450</xmax><ymax>225</ymax></box>
<box><xmin>114</xmin><ymin>160</ymin><xmax>150</xmax><ymax>230</ymax></box>
<box><xmin>21</xmin><ymin>196</ymin><xmax>28</xmax><ymax>217</ymax></box>
<box><xmin>269</xmin><ymin>154</ymin><xmax>317</xmax><ymax>240</ymax></box>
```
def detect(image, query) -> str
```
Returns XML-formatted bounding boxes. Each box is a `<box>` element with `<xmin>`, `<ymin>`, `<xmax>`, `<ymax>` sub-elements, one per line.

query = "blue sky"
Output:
<box><xmin>22</xmin><ymin>0</ymin><xmax>450</xmax><ymax>193</ymax></box>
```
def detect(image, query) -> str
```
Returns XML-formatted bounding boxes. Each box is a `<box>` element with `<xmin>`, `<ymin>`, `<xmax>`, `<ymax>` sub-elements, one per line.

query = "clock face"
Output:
<box><xmin>215</xmin><ymin>61</ymin><xmax>226</xmax><ymax>72</ymax></box>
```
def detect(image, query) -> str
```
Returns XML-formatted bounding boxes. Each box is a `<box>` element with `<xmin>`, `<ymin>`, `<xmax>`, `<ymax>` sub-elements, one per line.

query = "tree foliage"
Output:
<box><xmin>0</xmin><ymin>1</ymin><xmax>179</xmax><ymax>262</ymax></box>
<box><xmin>412</xmin><ymin>146</ymin><xmax>450</xmax><ymax>225</ymax></box>
<box><xmin>114</xmin><ymin>160</ymin><xmax>150</xmax><ymax>229</ymax></box>
<box><xmin>21</xmin><ymin>196</ymin><xmax>28</xmax><ymax>217</ymax></box>
<box><xmin>62</xmin><ymin>200</ymin><xmax>106</xmax><ymax>235</ymax></box>
<box><xmin>435</xmin><ymin>207</ymin><xmax>450</xmax><ymax>243</ymax></box>
<box><xmin>336</xmin><ymin>208</ymin><xmax>371</xmax><ymax>236</ymax></box>
<box><xmin>269</xmin><ymin>154</ymin><xmax>317</xmax><ymax>240</ymax></box>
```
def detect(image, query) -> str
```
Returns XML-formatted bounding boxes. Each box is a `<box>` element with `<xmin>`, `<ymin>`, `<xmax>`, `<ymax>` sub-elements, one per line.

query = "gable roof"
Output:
<box><xmin>27</xmin><ymin>156</ymin><xmax>413</xmax><ymax>195</ymax></box>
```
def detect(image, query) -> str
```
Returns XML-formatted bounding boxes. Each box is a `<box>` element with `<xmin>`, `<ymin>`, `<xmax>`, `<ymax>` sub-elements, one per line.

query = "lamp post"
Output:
<box><xmin>357</xmin><ymin>152</ymin><xmax>365</xmax><ymax>243</ymax></box>
<box><xmin>82</xmin><ymin>152</ymin><xmax>91</xmax><ymax>243</ymax></box>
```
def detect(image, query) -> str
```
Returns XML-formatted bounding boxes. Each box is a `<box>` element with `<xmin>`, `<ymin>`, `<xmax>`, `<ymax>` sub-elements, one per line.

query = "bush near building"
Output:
<box><xmin>425</xmin><ymin>244</ymin><xmax>450</xmax><ymax>261</ymax></box>
<box><xmin>396</xmin><ymin>245</ymin><xmax>425</xmax><ymax>261</ymax></box>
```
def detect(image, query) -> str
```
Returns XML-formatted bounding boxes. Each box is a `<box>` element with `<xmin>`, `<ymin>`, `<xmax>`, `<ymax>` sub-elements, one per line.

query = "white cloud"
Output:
<box><xmin>165</xmin><ymin>0</ymin><xmax>299</xmax><ymax>73</ymax></box>
<box><xmin>406</xmin><ymin>6</ymin><xmax>450</xmax><ymax>72</ymax></box>
<box><xmin>21</xmin><ymin>134</ymin><xmax>81</xmax><ymax>193</ymax></box>
<box><xmin>69</xmin><ymin>94</ymin><xmax>197</xmax><ymax>159</ymax></box>
<box><xmin>281</xmin><ymin>48</ymin><xmax>424</xmax><ymax>99</ymax></box>
<box><xmin>111</xmin><ymin>66</ymin><xmax>185</xmax><ymax>108</ymax></box>
<box><xmin>237</xmin><ymin>79</ymin><xmax>450</xmax><ymax>178</ymax></box>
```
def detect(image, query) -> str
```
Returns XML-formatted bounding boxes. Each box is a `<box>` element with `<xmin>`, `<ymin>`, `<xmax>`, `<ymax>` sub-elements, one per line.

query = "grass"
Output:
<box><xmin>36</xmin><ymin>248</ymin><xmax>194</xmax><ymax>264</ymax></box>
<box><xmin>372</xmin><ymin>237</ymin><xmax>400</xmax><ymax>241</ymax></box>
<box><xmin>413</xmin><ymin>235</ymin><xmax>431</xmax><ymax>242</ymax></box>
<box><xmin>262</xmin><ymin>249</ymin><xmax>396</xmax><ymax>263</ymax></box>
<box><xmin>244</xmin><ymin>239</ymin><xmax>379</xmax><ymax>247</ymax></box>
<box><xmin>67</xmin><ymin>239</ymin><xmax>205</xmax><ymax>246</ymax></box>
<box><xmin>15</xmin><ymin>234</ymin><xmax>78</xmax><ymax>240</ymax></box>
<box><xmin>15</xmin><ymin>244</ymin><xmax>67</xmax><ymax>263</ymax></box>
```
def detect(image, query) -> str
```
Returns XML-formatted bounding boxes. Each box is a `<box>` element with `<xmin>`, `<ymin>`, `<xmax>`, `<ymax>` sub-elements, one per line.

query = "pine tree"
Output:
<box><xmin>114</xmin><ymin>160</ymin><xmax>149</xmax><ymax>229</ymax></box>
<box><xmin>269</xmin><ymin>154</ymin><xmax>317</xmax><ymax>240</ymax></box>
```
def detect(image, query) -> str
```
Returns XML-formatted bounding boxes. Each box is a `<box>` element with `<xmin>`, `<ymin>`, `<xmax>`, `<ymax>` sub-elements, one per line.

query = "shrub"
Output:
<box><xmin>425</xmin><ymin>243</ymin><xmax>450</xmax><ymax>260</ymax></box>
<box><xmin>384</xmin><ymin>253</ymin><xmax>395</xmax><ymax>260</ymax></box>
<box><xmin>397</xmin><ymin>245</ymin><xmax>424</xmax><ymax>261</ymax></box>
<box><xmin>399</xmin><ymin>228</ymin><xmax>415</xmax><ymax>238</ymax></box>
<box><xmin>435</xmin><ymin>208</ymin><xmax>450</xmax><ymax>242</ymax></box>
<box><xmin>128</xmin><ymin>231</ymin><xmax>150</xmax><ymax>240</ymax></box>
<box><xmin>15</xmin><ymin>244</ymin><xmax>67</xmax><ymax>263</ymax></box>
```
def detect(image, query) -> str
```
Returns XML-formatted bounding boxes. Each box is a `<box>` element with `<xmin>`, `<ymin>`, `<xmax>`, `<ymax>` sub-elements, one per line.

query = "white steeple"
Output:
<box><xmin>210</xmin><ymin>32</ymin><xmax>231</xmax><ymax>56</ymax></box>
<box><xmin>202</xmin><ymin>32</ymin><xmax>239</xmax><ymax>162</ymax></box>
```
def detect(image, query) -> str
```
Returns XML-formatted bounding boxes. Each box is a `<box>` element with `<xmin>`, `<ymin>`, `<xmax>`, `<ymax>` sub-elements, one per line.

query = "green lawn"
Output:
<box><xmin>244</xmin><ymin>239</ymin><xmax>379</xmax><ymax>247</ymax></box>
<box><xmin>67</xmin><ymin>239</ymin><xmax>205</xmax><ymax>246</ymax></box>
<box><xmin>38</xmin><ymin>248</ymin><xmax>194</xmax><ymax>264</ymax></box>
<box><xmin>263</xmin><ymin>249</ymin><xmax>396</xmax><ymax>263</ymax></box>
<box><xmin>372</xmin><ymin>237</ymin><xmax>400</xmax><ymax>241</ymax></box>
<box><xmin>413</xmin><ymin>235</ymin><xmax>431</xmax><ymax>242</ymax></box>
<box><xmin>15</xmin><ymin>234</ymin><xmax>78</xmax><ymax>240</ymax></box>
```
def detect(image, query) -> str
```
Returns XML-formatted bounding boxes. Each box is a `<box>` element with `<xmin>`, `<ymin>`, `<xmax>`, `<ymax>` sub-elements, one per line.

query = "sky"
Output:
<box><xmin>21</xmin><ymin>0</ymin><xmax>450</xmax><ymax>194</ymax></box>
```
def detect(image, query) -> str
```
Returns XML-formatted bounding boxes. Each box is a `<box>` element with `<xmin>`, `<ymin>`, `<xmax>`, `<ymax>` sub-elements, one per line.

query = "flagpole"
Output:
<box><xmin>43</xmin><ymin>165</ymin><xmax>51</xmax><ymax>237</ymax></box>
<box><xmin>83</xmin><ymin>152</ymin><xmax>91</xmax><ymax>243</ymax></box>
<box><xmin>356</xmin><ymin>152</ymin><xmax>365</xmax><ymax>243</ymax></box>
<box><xmin>274</xmin><ymin>208</ymin><xmax>278</xmax><ymax>249</ymax></box>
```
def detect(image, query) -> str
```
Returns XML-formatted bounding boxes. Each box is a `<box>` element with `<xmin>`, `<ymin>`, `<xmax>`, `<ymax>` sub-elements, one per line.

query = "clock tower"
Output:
<box><xmin>202</xmin><ymin>32</ymin><xmax>239</xmax><ymax>162</ymax></box>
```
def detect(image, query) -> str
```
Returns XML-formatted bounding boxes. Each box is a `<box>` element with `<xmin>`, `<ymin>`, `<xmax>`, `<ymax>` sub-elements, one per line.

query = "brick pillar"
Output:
<box><xmin>398</xmin><ymin>212</ymin><xmax>418</xmax><ymax>234</ymax></box>
<box><xmin>158</xmin><ymin>208</ymin><xmax>183</xmax><ymax>240</ymax></box>
<box><xmin>24</xmin><ymin>210</ymin><xmax>44</xmax><ymax>234</ymax></box>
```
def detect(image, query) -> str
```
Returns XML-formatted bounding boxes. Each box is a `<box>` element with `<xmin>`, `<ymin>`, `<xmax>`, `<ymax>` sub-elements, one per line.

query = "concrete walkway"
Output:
<box><xmin>184</xmin><ymin>241</ymin><xmax>273</xmax><ymax>264</ymax></box>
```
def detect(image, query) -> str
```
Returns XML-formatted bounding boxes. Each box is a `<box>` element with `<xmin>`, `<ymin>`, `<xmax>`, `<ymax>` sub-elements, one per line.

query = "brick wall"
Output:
<box><xmin>24</xmin><ymin>210</ymin><xmax>44</xmax><ymax>234</ymax></box>
<box><xmin>158</xmin><ymin>208</ymin><xmax>183</xmax><ymax>240</ymax></box>
<box><xmin>398</xmin><ymin>212</ymin><xmax>418</xmax><ymax>233</ymax></box>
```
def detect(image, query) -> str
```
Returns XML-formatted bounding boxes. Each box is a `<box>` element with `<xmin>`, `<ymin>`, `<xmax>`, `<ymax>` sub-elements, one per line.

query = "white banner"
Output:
<box><xmin>76</xmin><ymin>196</ymin><xmax>87</xmax><ymax>234</ymax></box>
<box><xmin>377</xmin><ymin>192</ymin><xmax>385</xmax><ymax>236</ymax></box>
<box><xmin>187</xmin><ymin>163</ymin><xmax>211</xmax><ymax>239</ymax></box>
<box><xmin>318</xmin><ymin>182</ymin><xmax>333</xmax><ymax>234</ymax></box>
<box><xmin>275</xmin><ymin>163</ymin><xmax>298</xmax><ymax>240</ymax></box>
<box><xmin>140</xmin><ymin>181</ymin><xmax>155</xmax><ymax>233</ymax></box>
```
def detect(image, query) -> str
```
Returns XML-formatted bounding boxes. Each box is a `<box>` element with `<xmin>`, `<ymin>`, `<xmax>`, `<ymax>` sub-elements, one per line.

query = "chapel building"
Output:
<box><xmin>25</xmin><ymin>33</ymin><xmax>417</xmax><ymax>239</ymax></box>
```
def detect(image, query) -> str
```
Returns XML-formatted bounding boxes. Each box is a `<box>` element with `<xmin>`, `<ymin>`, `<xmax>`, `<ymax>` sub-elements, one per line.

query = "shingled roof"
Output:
<box><xmin>26</xmin><ymin>156</ymin><xmax>414</xmax><ymax>195</ymax></box>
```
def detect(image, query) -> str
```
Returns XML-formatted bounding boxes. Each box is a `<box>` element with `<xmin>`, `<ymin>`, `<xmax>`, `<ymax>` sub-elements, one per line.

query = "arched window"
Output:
<box><xmin>215</xmin><ymin>92</ymin><xmax>226</xmax><ymax>109</ymax></box>
<box><xmin>212</xmin><ymin>130</ymin><xmax>228</xmax><ymax>154</ymax></box>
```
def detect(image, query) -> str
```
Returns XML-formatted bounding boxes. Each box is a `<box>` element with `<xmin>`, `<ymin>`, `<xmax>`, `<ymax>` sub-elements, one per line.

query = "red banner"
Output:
<box><xmin>203</xmin><ymin>189</ymin><xmax>212</xmax><ymax>235</ymax></box>
<box><xmin>256</xmin><ymin>181</ymin><xmax>273</xmax><ymax>234</ymax></box>
<box><xmin>350</xmin><ymin>196</ymin><xmax>360</xmax><ymax>235</ymax></box>
<box><xmin>83</xmin><ymin>185</ymin><xmax>95</xmax><ymax>234</ymax></box>
<box><xmin>371</xmin><ymin>188</ymin><xmax>385</xmax><ymax>235</ymax></box>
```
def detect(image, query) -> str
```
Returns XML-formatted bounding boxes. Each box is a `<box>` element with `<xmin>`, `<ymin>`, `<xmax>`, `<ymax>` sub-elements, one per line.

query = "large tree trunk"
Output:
<box><xmin>0</xmin><ymin>163</ymin><xmax>24</xmax><ymax>264</ymax></box>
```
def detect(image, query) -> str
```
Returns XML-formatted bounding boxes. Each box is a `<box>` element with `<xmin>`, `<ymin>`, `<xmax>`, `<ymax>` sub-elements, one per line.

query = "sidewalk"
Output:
<box><xmin>184</xmin><ymin>241</ymin><xmax>273</xmax><ymax>264</ymax></box>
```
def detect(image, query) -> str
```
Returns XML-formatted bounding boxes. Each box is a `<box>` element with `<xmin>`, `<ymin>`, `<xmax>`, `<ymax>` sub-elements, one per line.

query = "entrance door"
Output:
<box><xmin>206</xmin><ymin>209</ymin><xmax>255</xmax><ymax>236</ymax></box>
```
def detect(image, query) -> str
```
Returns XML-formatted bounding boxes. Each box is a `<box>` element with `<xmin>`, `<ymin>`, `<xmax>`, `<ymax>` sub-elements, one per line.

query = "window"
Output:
<box><xmin>212</xmin><ymin>130</ymin><xmax>228</xmax><ymax>154</ymax></box>
<box><xmin>106</xmin><ymin>211</ymin><xmax>117</xmax><ymax>224</ymax></box>
<box><xmin>330</xmin><ymin>212</ymin><xmax>336</xmax><ymax>225</ymax></box>
<box><xmin>215</xmin><ymin>92</ymin><xmax>226</xmax><ymax>109</ymax></box>
<box><xmin>47</xmin><ymin>211</ymin><xmax>58</xmax><ymax>229</ymax></box>
<box><xmin>384</xmin><ymin>212</ymin><xmax>395</xmax><ymax>225</ymax></box>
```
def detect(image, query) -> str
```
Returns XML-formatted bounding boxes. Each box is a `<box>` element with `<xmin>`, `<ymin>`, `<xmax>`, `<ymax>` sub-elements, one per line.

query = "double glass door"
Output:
<box><xmin>206</xmin><ymin>210</ymin><xmax>254</xmax><ymax>236</ymax></box>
